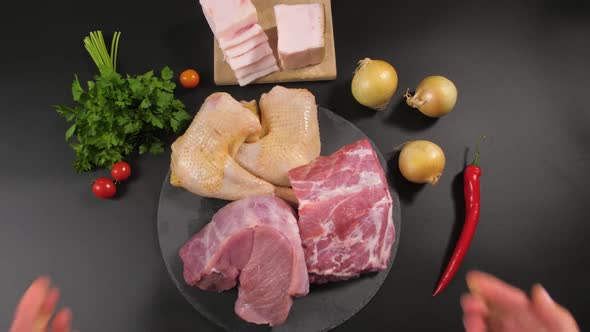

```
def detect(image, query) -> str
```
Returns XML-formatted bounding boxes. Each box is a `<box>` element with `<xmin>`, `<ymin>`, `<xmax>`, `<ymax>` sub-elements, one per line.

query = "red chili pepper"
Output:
<box><xmin>433</xmin><ymin>137</ymin><xmax>484</xmax><ymax>296</ymax></box>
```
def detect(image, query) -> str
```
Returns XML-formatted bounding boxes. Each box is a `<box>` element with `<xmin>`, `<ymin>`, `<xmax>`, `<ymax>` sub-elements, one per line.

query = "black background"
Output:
<box><xmin>1</xmin><ymin>0</ymin><xmax>589</xmax><ymax>331</ymax></box>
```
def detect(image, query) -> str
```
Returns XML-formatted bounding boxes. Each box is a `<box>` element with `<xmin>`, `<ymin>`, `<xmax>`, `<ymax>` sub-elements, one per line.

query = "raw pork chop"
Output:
<box><xmin>180</xmin><ymin>196</ymin><xmax>309</xmax><ymax>326</ymax></box>
<box><xmin>288</xmin><ymin>139</ymin><xmax>395</xmax><ymax>283</ymax></box>
<box><xmin>274</xmin><ymin>4</ymin><xmax>325</xmax><ymax>70</ymax></box>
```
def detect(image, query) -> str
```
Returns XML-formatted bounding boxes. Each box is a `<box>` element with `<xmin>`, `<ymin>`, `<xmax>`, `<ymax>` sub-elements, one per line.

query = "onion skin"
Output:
<box><xmin>399</xmin><ymin>140</ymin><xmax>446</xmax><ymax>185</ymax></box>
<box><xmin>405</xmin><ymin>76</ymin><xmax>457</xmax><ymax>118</ymax></box>
<box><xmin>352</xmin><ymin>58</ymin><xmax>398</xmax><ymax>111</ymax></box>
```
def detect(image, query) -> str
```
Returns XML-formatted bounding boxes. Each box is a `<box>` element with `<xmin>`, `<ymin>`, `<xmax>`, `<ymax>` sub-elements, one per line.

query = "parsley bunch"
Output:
<box><xmin>55</xmin><ymin>31</ymin><xmax>191</xmax><ymax>172</ymax></box>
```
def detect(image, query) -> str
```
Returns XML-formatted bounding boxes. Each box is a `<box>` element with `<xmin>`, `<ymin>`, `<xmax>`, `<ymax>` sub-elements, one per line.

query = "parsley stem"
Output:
<box><xmin>83</xmin><ymin>31</ymin><xmax>121</xmax><ymax>72</ymax></box>
<box><xmin>92</xmin><ymin>32</ymin><xmax>108</xmax><ymax>66</ymax></box>
<box><xmin>111</xmin><ymin>32</ymin><xmax>121</xmax><ymax>72</ymax></box>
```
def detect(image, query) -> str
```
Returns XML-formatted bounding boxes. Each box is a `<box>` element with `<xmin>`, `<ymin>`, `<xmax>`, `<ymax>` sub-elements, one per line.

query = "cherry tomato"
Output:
<box><xmin>180</xmin><ymin>69</ymin><xmax>200</xmax><ymax>88</ymax></box>
<box><xmin>92</xmin><ymin>177</ymin><xmax>116</xmax><ymax>199</ymax></box>
<box><xmin>111</xmin><ymin>161</ymin><xmax>132</xmax><ymax>182</ymax></box>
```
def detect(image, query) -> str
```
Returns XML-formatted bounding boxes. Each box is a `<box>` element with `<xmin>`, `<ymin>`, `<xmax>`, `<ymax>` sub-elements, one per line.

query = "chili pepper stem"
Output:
<box><xmin>471</xmin><ymin>135</ymin><xmax>486</xmax><ymax>166</ymax></box>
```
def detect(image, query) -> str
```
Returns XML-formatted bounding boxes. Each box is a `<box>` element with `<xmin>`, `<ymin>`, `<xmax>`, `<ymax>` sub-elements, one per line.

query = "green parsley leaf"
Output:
<box><xmin>170</xmin><ymin>110</ymin><xmax>192</xmax><ymax>132</ymax></box>
<box><xmin>152</xmin><ymin>116</ymin><xmax>165</xmax><ymax>129</ymax></box>
<box><xmin>157</xmin><ymin>92</ymin><xmax>173</xmax><ymax>108</ymax></box>
<box><xmin>139</xmin><ymin>144</ymin><xmax>148</xmax><ymax>155</ymax></box>
<box><xmin>128</xmin><ymin>77</ymin><xmax>142</xmax><ymax>95</ymax></box>
<box><xmin>72</xmin><ymin>76</ymin><xmax>83</xmax><ymax>102</ymax></box>
<box><xmin>55</xmin><ymin>105</ymin><xmax>75</xmax><ymax>121</ymax></box>
<box><xmin>139</xmin><ymin>99</ymin><xmax>152</xmax><ymax>110</ymax></box>
<box><xmin>55</xmin><ymin>65</ymin><xmax>188</xmax><ymax>171</ymax></box>
<box><xmin>149</xmin><ymin>141</ymin><xmax>165</xmax><ymax>154</ymax></box>
<box><xmin>65</xmin><ymin>124</ymin><xmax>77</xmax><ymax>141</ymax></box>
<box><xmin>161</xmin><ymin>66</ymin><xmax>173</xmax><ymax>81</ymax></box>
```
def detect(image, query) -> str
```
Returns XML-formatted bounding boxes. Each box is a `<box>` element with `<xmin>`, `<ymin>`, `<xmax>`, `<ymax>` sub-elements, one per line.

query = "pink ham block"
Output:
<box><xmin>219</xmin><ymin>24</ymin><xmax>264</xmax><ymax>50</ymax></box>
<box><xmin>237</xmin><ymin>64</ymin><xmax>279</xmax><ymax>86</ymax></box>
<box><xmin>224</xmin><ymin>31</ymin><xmax>268</xmax><ymax>58</ymax></box>
<box><xmin>200</xmin><ymin>0</ymin><xmax>258</xmax><ymax>41</ymax></box>
<box><xmin>274</xmin><ymin>4</ymin><xmax>325</xmax><ymax>70</ymax></box>
<box><xmin>226</xmin><ymin>42</ymin><xmax>274</xmax><ymax>71</ymax></box>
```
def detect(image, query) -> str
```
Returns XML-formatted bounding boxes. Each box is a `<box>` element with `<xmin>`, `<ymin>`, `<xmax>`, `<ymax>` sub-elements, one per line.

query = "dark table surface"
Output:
<box><xmin>1</xmin><ymin>0</ymin><xmax>589</xmax><ymax>331</ymax></box>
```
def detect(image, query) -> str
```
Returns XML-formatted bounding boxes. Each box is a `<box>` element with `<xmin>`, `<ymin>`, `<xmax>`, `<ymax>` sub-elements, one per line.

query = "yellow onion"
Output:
<box><xmin>405</xmin><ymin>76</ymin><xmax>457</xmax><ymax>118</ymax></box>
<box><xmin>352</xmin><ymin>58</ymin><xmax>398</xmax><ymax>110</ymax></box>
<box><xmin>399</xmin><ymin>140</ymin><xmax>446</xmax><ymax>185</ymax></box>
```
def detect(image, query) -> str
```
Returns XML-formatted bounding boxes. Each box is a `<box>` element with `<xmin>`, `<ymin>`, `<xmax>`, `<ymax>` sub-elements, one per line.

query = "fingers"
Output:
<box><xmin>463</xmin><ymin>314</ymin><xmax>487</xmax><ymax>332</ymax></box>
<box><xmin>10</xmin><ymin>276</ymin><xmax>51</xmax><ymax>331</ymax></box>
<box><xmin>531</xmin><ymin>284</ymin><xmax>580</xmax><ymax>332</ymax></box>
<box><xmin>50</xmin><ymin>307</ymin><xmax>73</xmax><ymax>332</ymax></box>
<box><xmin>35</xmin><ymin>287</ymin><xmax>61</xmax><ymax>330</ymax></box>
<box><xmin>461</xmin><ymin>293</ymin><xmax>488</xmax><ymax>332</ymax></box>
<box><xmin>10</xmin><ymin>277</ymin><xmax>75</xmax><ymax>332</ymax></box>
<box><xmin>461</xmin><ymin>294</ymin><xmax>489</xmax><ymax>316</ymax></box>
<box><xmin>466</xmin><ymin>271</ymin><xmax>529</xmax><ymax>312</ymax></box>
<box><xmin>42</xmin><ymin>288</ymin><xmax>61</xmax><ymax>313</ymax></box>
<box><xmin>464</xmin><ymin>272</ymin><xmax>580</xmax><ymax>332</ymax></box>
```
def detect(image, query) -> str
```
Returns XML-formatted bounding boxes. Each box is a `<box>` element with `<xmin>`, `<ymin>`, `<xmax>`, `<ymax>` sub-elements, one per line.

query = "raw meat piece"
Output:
<box><xmin>170</xmin><ymin>93</ymin><xmax>276</xmax><ymax>201</ymax></box>
<box><xmin>224</xmin><ymin>31</ymin><xmax>268</xmax><ymax>58</ymax></box>
<box><xmin>219</xmin><ymin>24</ymin><xmax>264</xmax><ymax>50</ymax></box>
<box><xmin>226</xmin><ymin>42</ymin><xmax>274</xmax><ymax>71</ymax></box>
<box><xmin>235</xmin><ymin>227</ymin><xmax>293</xmax><ymax>326</ymax></box>
<box><xmin>288</xmin><ymin>139</ymin><xmax>395</xmax><ymax>283</ymax></box>
<box><xmin>274</xmin><ymin>4</ymin><xmax>325</xmax><ymax>70</ymax></box>
<box><xmin>180</xmin><ymin>196</ymin><xmax>308</xmax><ymax>294</ymax></box>
<box><xmin>237</xmin><ymin>64</ymin><xmax>279</xmax><ymax>86</ymax></box>
<box><xmin>200</xmin><ymin>0</ymin><xmax>258</xmax><ymax>41</ymax></box>
<box><xmin>235</xmin><ymin>86</ymin><xmax>321</xmax><ymax>186</ymax></box>
<box><xmin>180</xmin><ymin>196</ymin><xmax>309</xmax><ymax>325</ymax></box>
<box><xmin>235</xmin><ymin>54</ymin><xmax>278</xmax><ymax>80</ymax></box>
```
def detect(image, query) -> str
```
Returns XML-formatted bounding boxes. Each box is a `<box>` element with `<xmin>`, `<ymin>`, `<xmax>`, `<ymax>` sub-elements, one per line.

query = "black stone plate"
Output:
<box><xmin>157</xmin><ymin>107</ymin><xmax>402</xmax><ymax>332</ymax></box>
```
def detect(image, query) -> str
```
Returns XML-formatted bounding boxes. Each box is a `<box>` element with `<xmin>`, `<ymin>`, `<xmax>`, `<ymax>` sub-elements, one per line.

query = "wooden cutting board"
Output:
<box><xmin>213</xmin><ymin>0</ymin><xmax>337</xmax><ymax>86</ymax></box>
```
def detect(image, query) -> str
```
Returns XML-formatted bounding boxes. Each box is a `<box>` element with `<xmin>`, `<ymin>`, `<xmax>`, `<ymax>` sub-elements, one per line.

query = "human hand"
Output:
<box><xmin>9</xmin><ymin>276</ymin><xmax>74</xmax><ymax>332</ymax></box>
<box><xmin>461</xmin><ymin>271</ymin><xmax>579</xmax><ymax>332</ymax></box>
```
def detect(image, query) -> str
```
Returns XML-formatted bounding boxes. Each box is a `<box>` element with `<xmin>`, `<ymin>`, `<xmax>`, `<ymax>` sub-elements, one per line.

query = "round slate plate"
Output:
<box><xmin>157</xmin><ymin>107</ymin><xmax>401</xmax><ymax>332</ymax></box>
